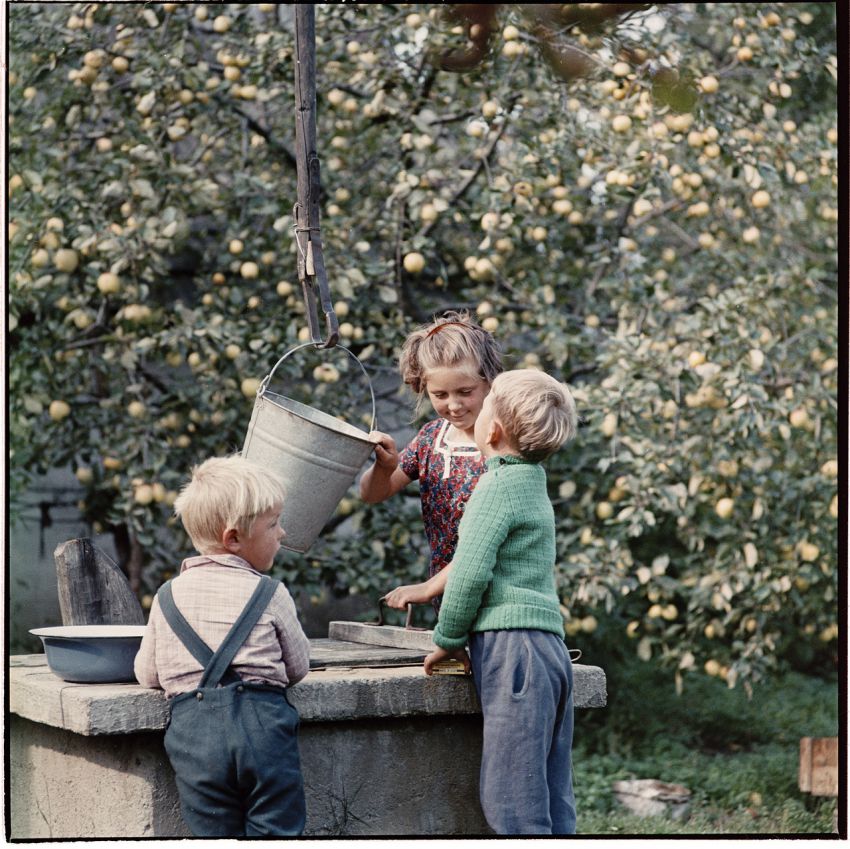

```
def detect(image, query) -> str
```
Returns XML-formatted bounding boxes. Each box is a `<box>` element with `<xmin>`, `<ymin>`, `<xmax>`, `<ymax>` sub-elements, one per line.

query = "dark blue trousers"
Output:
<box><xmin>165</xmin><ymin>682</ymin><xmax>305</xmax><ymax>837</ymax></box>
<box><xmin>157</xmin><ymin>576</ymin><xmax>305</xmax><ymax>837</ymax></box>
<box><xmin>469</xmin><ymin>629</ymin><xmax>576</xmax><ymax>835</ymax></box>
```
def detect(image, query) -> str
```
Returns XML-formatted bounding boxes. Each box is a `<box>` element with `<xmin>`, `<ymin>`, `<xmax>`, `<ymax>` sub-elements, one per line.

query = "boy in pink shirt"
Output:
<box><xmin>135</xmin><ymin>455</ymin><xmax>309</xmax><ymax>836</ymax></box>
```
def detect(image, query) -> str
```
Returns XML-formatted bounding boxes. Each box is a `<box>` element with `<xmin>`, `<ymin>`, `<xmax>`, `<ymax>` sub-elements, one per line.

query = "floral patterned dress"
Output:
<box><xmin>399</xmin><ymin>418</ymin><xmax>486</xmax><ymax>584</ymax></box>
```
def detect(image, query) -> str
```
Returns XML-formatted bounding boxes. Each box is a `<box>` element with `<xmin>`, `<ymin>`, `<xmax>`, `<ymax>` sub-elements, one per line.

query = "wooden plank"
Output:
<box><xmin>799</xmin><ymin>737</ymin><xmax>839</xmax><ymax>797</ymax></box>
<box><xmin>308</xmin><ymin>638</ymin><xmax>426</xmax><ymax>669</ymax></box>
<box><xmin>54</xmin><ymin>538</ymin><xmax>145</xmax><ymax>626</ymax></box>
<box><xmin>328</xmin><ymin>621</ymin><xmax>436</xmax><ymax>652</ymax></box>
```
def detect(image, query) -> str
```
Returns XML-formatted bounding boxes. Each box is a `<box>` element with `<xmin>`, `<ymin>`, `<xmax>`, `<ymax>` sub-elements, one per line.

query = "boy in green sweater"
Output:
<box><xmin>424</xmin><ymin>369</ymin><xmax>578</xmax><ymax>835</ymax></box>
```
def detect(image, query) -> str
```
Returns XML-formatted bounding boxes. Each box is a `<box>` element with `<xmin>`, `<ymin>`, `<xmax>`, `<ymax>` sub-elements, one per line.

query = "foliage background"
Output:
<box><xmin>8</xmin><ymin>3</ymin><xmax>839</xmax><ymax>689</ymax></box>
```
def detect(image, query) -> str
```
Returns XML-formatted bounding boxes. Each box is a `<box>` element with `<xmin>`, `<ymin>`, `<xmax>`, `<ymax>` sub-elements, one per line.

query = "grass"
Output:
<box><xmin>572</xmin><ymin>661</ymin><xmax>840</xmax><ymax>835</ymax></box>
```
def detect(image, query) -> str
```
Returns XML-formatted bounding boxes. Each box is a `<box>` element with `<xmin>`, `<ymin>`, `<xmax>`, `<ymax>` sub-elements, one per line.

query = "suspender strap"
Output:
<box><xmin>157</xmin><ymin>576</ymin><xmax>279</xmax><ymax>688</ymax></box>
<box><xmin>198</xmin><ymin>576</ymin><xmax>279</xmax><ymax>689</ymax></box>
<box><xmin>157</xmin><ymin>581</ymin><xmax>227</xmax><ymax>675</ymax></box>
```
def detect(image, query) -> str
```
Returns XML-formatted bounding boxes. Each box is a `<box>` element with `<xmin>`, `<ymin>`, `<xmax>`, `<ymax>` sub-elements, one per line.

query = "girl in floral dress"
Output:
<box><xmin>359</xmin><ymin>310</ymin><xmax>502</xmax><ymax>611</ymax></box>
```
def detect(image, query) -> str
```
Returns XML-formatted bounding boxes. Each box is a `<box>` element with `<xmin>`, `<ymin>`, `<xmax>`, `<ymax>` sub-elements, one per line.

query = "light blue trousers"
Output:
<box><xmin>468</xmin><ymin>629</ymin><xmax>576</xmax><ymax>835</ymax></box>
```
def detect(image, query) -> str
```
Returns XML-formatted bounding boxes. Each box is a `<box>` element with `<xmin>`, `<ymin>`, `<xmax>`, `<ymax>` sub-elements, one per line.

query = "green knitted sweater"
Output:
<box><xmin>432</xmin><ymin>455</ymin><xmax>565</xmax><ymax>651</ymax></box>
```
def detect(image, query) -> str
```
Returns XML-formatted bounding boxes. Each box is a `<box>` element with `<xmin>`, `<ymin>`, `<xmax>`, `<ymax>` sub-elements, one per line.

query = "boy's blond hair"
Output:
<box><xmin>489</xmin><ymin>369</ymin><xmax>577</xmax><ymax>463</ymax></box>
<box><xmin>399</xmin><ymin>310</ymin><xmax>502</xmax><ymax>411</ymax></box>
<box><xmin>173</xmin><ymin>454</ymin><xmax>285</xmax><ymax>554</ymax></box>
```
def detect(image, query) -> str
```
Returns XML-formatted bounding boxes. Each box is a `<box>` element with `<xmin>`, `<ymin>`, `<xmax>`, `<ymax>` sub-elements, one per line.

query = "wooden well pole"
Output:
<box><xmin>293</xmin><ymin>5</ymin><xmax>339</xmax><ymax>348</ymax></box>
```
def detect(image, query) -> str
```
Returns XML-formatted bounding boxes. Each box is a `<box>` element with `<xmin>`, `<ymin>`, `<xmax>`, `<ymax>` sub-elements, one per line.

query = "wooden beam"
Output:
<box><xmin>308</xmin><ymin>637</ymin><xmax>426</xmax><ymax>669</ymax></box>
<box><xmin>328</xmin><ymin>621</ymin><xmax>436</xmax><ymax>652</ymax></box>
<box><xmin>293</xmin><ymin>3</ymin><xmax>338</xmax><ymax>347</ymax></box>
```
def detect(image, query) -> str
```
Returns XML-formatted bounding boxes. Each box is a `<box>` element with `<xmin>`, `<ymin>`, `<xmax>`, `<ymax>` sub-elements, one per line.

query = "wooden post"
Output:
<box><xmin>54</xmin><ymin>538</ymin><xmax>145</xmax><ymax>626</ymax></box>
<box><xmin>799</xmin><ymin>736</ymin><xmax>839</xmax><ymax>797</ymax></box>
<box><xmin>293</xmin><ymin>4</ymin><xmax>338</xmax><ymax>348</ymax></box>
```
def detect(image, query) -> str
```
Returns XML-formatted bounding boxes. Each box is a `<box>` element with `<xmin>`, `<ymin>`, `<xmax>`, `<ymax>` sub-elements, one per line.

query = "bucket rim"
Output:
<box><xmin>258</xmin><ymin>390</ymin><xmax>382</xmax><ymax>446</ymax></box>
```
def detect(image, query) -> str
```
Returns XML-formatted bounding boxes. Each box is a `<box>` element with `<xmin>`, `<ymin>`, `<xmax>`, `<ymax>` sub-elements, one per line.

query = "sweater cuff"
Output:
<box><xmin>432</xmin><ymin>628</ymin><xmax>468</xmax><ymax>651</ymax></box>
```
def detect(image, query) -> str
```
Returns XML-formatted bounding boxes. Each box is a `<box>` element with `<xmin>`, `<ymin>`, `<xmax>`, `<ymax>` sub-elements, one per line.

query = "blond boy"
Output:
<box><xmin>425</xmin><ymin>369</ymin><xmax>579</xmax><ymax>835</ymax></box>
<box><xmin>135</xmin><ymin>455</ymin><xmax>310</xmax><ymax>837</ymax></box>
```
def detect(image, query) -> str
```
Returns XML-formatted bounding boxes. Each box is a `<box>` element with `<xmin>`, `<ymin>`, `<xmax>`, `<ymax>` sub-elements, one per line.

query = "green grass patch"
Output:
<box><xmin>578</xmin><ymin>799</ymin><xmax>837</xmax><ymax>836</ymax></box>
<box><xmin>573</xmin><ymin>662</ymin><xmax>839</xmax><ymax>834</ymax></box>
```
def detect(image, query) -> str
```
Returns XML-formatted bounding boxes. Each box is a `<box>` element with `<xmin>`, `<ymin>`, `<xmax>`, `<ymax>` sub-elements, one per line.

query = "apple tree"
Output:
<box><xmin>8</xmin><ymin>3</ymin><xmax>838</xmax><ymax>686</ymax></box>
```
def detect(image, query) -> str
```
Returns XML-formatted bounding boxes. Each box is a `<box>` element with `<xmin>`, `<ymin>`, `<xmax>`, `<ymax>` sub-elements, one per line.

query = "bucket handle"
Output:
<box><xmin>369</xmin><ymin>597</ymin><xmax>428</xmax><ymax>631</ymax></box>
<box><xmin>258</xmin><ymin>342</ymin><xmax>377</xmax><ymax>432</ymax></box>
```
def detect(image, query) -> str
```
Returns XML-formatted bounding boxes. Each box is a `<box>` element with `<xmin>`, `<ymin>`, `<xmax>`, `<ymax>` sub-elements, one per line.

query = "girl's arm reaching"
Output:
<box><xmin>359</xmin><ymin>431</ymin><xmax>413</xmax><ymax>503</ymax></box>
<box><xmin>384</xmin><ymin>565</ymin><xmax>452</xmax><ymax>609</ymax></box>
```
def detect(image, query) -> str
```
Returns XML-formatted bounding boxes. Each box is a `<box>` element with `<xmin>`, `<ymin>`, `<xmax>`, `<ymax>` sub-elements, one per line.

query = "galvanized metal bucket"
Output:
<box><xmin>242</xmin><ymin>342</ymin><xmax>378</xmax><ymax>553</ymax></box>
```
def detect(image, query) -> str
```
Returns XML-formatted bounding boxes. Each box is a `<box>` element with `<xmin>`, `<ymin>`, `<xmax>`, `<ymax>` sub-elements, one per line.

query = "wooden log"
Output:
<box><xmin>799</xmin><ymin>736</ymin><xmax>839</xmax><ymax>797</ymax></box>
<box><xmin>54</xmin><ymin>538</ymin><xmax>145</xmax><ymax>626</ymax></box>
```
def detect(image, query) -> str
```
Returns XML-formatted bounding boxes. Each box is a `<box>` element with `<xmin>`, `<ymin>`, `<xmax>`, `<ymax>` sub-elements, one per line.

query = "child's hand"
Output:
<box><xmin>384</xmin><ymin>582</ymin><xmax>432</xmax><ymax>609</ymax></box>
<box><xmin>424</xmin><ymin>647</ymin><xmax>470</xmax><ymax>676</ymax></box>
<box><xmin>369</xmin><ymin>431</ymin><xmax>399</xmax><ymax>471</ymax></box>
<box><xmin>384</xmin><ymin>565</ymin><xmax>450</xmax><ymax>610</ymax></box>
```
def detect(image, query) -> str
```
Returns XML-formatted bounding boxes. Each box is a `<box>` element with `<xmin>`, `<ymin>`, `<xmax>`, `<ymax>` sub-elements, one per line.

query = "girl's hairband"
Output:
<box><xmin>426</xmin><ymin>320</ymin><xmax>476</xmax><ymax>338</ymax></box>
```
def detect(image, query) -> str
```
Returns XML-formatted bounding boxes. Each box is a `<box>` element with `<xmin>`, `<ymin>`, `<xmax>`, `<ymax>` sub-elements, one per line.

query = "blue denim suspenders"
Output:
<box><xmin>158</xmin><ymin>575</ymin><xmax>306</xmax><ymax>836</ymax></box>
<box><xmin>158</xmin><ymin>575</ymin><xmax>278</xmax><ymax>688</ymax></box>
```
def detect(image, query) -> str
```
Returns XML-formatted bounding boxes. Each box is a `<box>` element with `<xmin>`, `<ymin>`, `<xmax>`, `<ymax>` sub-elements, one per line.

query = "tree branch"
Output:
<box><xmin>211</xmin><ymin>94</ymin><xmax>298</xmax><ymax>168</ymax></box>
<box><xmin>414</xmin><ymin>101</ymin><xmax>517</xmax><ymax>244</ymax></box>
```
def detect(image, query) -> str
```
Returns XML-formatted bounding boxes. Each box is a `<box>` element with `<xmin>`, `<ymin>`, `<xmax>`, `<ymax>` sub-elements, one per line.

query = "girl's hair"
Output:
<box><xmin>399</xmin><ymin>310</ymin><xmax>502</xmax><ymax>402</ymax></box>
<box><xmin>173</xmin><ymin>454</ymin><xmax>285</xmax><ymax>554</ymax></box>
<box><xmin>489</xmin><ymin>369</ymin><xmax>577</xmax><ymax>463</ymax></box>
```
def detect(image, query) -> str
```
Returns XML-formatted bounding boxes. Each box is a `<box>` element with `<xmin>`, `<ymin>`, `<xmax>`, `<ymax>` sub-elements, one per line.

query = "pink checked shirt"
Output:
<box><xmin>134</xmin><ymin>554</ymin><xmax>310</xmax><ymax>698</ymax></box>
